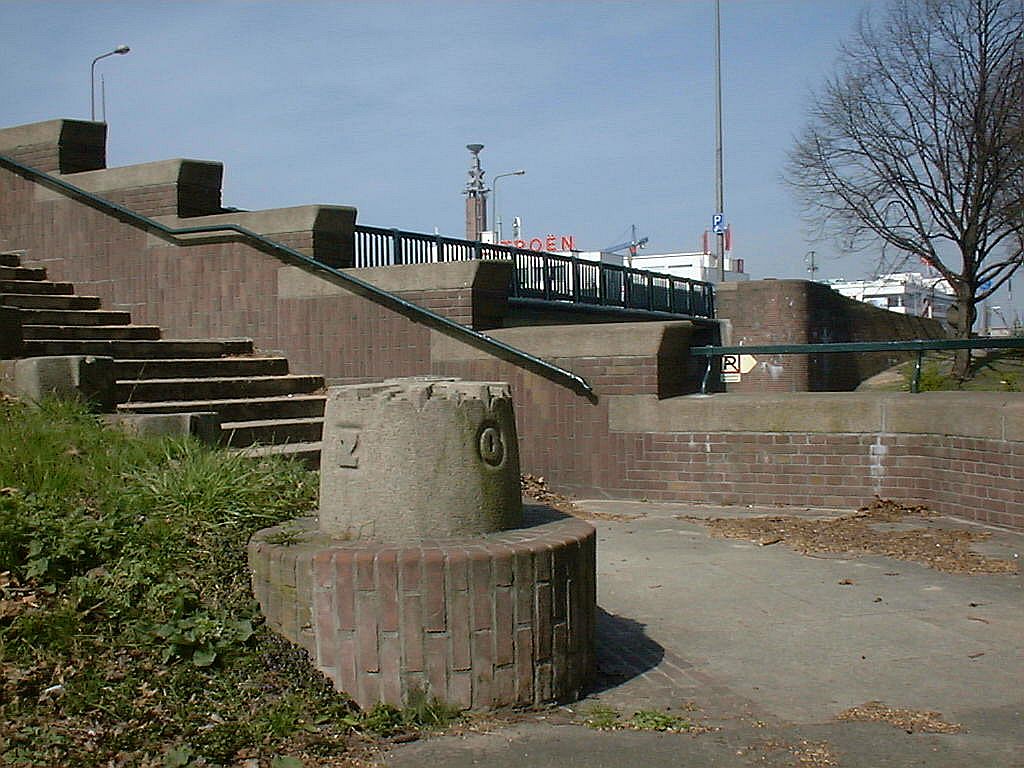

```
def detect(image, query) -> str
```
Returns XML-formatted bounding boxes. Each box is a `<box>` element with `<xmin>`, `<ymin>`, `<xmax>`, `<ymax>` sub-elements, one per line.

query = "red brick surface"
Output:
<box><xmin>248</xmin><ymin>517</ymin><xmax>596</xmax><ymax>710</ymax></box>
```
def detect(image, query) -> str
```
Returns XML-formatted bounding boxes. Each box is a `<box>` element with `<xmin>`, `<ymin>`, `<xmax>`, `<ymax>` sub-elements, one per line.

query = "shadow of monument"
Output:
<box><xmin>520</xmin><ymin>503</ymin><xmax>573</xmax><ymax>527</ymax></box>
<box><xmin>588</xmin><ymin>606</ymin><xmax>666</xmax><ymax>694</ymax></box>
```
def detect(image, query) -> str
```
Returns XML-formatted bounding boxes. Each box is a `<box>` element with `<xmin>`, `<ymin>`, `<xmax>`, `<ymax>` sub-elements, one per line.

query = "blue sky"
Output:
<box><xmin>0</xmin><ymin>0</ymin><xmax>1016</xmax><ymax>319</ymax></box>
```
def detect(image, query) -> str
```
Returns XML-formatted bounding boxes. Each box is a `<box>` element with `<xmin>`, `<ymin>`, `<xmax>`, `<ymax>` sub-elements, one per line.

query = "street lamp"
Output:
<box><xmin>491</xmin><ymin>170</ymin><xmax>525</xmax><ymax>243</ymax></box>
<box><xmin>91</xmin><ymin>45</ymin><xmax>130</xmax><ymax>121</ymax></box>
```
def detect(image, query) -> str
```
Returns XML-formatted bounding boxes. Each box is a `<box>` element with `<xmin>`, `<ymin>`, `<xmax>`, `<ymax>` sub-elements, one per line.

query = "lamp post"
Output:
<box><xmin>713</xmin><ymin>0</ymin><xmax>726</xmax><ymax>282</ymax></box>
<box><xmin>491</xmin><ymin>170</ymin><xmax>525</xmax><ymax>243</ymax></box>
<box><xmin>91</xmin><ymin>45</ymin><xmax>130</xmax><ymax>121</ymax></box>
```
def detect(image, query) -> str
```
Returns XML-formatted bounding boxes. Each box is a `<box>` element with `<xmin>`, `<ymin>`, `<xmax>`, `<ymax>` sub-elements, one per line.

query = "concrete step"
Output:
<box><xmin>113</xmin><ymin>356</ymin><xmax>290</xmax><ymax>380</ymax></box>
<box><xmin>22</xmin><ymin>324</ymin><xmax>162</xmax><ymax>341</ymax></box>
<box><xmin>234</xmin><ymin>441</ymin><xmax>322</xmax><ymax>468</ymax></box>
<box><xmin>18</xmin><ymin>308</ymin><xmax>132</xmax><ymax>326</ymax></box>
<box><xmin>118</xmin><ymin>394</ymin><xmax>327</xmax><ymax>422</ymax></box>
<box><xmin>220</xmin><ymin>417</ymin><xmax>324</xmax><ymax>448</ymax></box>
<box><xmin>116</xmin><ymin>374</ymin><xmax>324</xmax><ymax>403</ymax></box>
<box><xmin>0</xmin><ymin>253</ymin><xmax>21</xmax><ymax>267</ymax></box>
<box><xmin>1</xmin><ymin>293</ymin><xmax>102</xmax><ymax>310</ymax></box>
<box><xmin>22</xmin><ymin>338</ymin><xmax>255</xmax><ymax>359</ymax></box>
<box><xmin>0</xmin><ymin>280</ymin><xmax>75</xmax><ymax>295</ymax></box>
<box><xmin>0</xmin><ymin>266</ymin><xmax>46</xmax><ymax>281</ymax></box>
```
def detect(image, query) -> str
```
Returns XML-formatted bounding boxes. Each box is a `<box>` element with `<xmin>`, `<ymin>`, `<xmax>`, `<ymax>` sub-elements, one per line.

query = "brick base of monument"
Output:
<box><xmin>248</xmin><ymin>512</ymin><xmax>596</xmax><ymax>710</ymax></box>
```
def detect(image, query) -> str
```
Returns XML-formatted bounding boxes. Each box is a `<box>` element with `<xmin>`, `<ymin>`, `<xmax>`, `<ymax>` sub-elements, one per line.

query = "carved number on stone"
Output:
<box><xmin>479</xmin><ymin>426</ymin><xmax>504</xmax><ymax>467</ymax></box>
<box><xmin>336</xmin><ymin>429</ymin><xmax>360</xmax><ymax>468</ymax></box>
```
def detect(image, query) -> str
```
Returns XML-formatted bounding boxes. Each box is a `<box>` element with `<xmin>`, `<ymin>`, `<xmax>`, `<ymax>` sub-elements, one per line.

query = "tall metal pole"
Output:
<box><xmin>90</xmin><ymin>45</ymin><xmax>130</xmax><ymax>121</ymax></box>
<box><xmin>714</xmin><ymin>0</ymin><xmax>725</xmax><ymax>282</ymax></box>
<box><xmin>491</xmin><ymin>170</ymin><xmax>525</xmax><ymax>243</ymax></box>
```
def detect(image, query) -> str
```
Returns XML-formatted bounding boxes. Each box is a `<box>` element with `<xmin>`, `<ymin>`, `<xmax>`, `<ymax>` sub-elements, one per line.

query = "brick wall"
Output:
<box><xmin>716</xmin><ymin>279</ymin><xmax>947</xmax><ymax>392</ymax></box>
<box><xmin>605</xmin><ymin>393</ymin><xmax>1024</xmax><ymax>530</ymax></box>
<box><xmin>609</xmin><ymin>431</ymin><xmax>1019</xmax><ymax>528</ymax></box>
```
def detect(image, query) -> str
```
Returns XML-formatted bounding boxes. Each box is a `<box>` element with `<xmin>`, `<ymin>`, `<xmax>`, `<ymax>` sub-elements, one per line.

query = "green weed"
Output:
<box><xmin>629</xmin><ymin>709</ymin><xmax>692</xmax><ymax>732</ymax></box>
<box><xmin>583</xmin><ymin>702</ymin><xmax>622</xmax><ymax>729</ymax></box>
<box><xmin>582</xmin><ymin>703</ymin><xmax>692</xmax><ymax>733</ymax></box>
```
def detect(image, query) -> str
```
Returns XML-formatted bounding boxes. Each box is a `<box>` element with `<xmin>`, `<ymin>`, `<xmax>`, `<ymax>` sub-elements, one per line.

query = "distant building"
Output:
<box><xmin>627</xmin><ymin>251</ymin><xmax>749</xmax><ymax>284</ymax></box>
<box><xmin>825</xmin><ymin>272</ymin><xmax>954</xmax><ymax>320</ymax></box>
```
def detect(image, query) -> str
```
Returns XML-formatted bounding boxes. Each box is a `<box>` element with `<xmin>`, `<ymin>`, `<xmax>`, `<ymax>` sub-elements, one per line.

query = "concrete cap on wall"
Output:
<box><xmin>62</xmin><ymin>158</ymin><xmax>223</xmax><ymax>192</ymax></box>
<box><xmin>0</xmin><ymin>118</ymin><xmax>106</xmax><ymax>173</ymax></box>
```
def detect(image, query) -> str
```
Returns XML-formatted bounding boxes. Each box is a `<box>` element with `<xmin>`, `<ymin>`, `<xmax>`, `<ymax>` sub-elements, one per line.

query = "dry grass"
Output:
<box><xmin>681</xmin><ymin>498</ymin><xmax>1018</xmax><ymax>575</ymax></box>
<box><xmin>740</xmin><ymin>739</ymin><xmax>839</xmax><ymax>767</ymax></box>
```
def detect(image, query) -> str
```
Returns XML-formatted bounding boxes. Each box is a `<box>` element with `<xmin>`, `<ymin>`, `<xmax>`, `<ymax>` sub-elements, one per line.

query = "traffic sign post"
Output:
<box><xmin>721</xmin><ymin>353</ymin><xmax>740</xmax><ymax>382</ymax></box>
<box><xmin>720</xmin><ymin>353</ymin><xmax>757</xmax><ymax>383</ymax></box>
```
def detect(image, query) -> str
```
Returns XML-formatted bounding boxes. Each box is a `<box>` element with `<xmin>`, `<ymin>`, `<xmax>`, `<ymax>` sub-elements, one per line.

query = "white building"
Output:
<box><xmin>825</xmin><ymin>272</ymin><xmax>955</xmax><ymax>320</ymax></box>
<box><xmin>627</xmin><ymin>251</ymin><xmax>749</xmax><ymax>284</ymax></box>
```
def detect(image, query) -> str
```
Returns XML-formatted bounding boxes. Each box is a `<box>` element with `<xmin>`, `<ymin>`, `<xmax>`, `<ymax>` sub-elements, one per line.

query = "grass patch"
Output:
<box><xmin>582</xmin><ymin>703</ymin><xmax>693</xmax><ymax>733</ymax></box>
<box><xmin>0</xmin><ymin>397</ymin><xmax>460</xmax><ymax>766</ymax></box>
<box><xmin>628</xmin><ymin>709</ymin><xmax>692</xmax><ymax>732</ymax></box>
<box><xmin>858</xmin><ymin>348</ymin><xmax>1024</xmax><ymax>392</ymax></box>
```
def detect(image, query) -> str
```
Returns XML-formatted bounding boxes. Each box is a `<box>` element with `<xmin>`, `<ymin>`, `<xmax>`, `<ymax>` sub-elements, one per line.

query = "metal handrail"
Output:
<box><xmin>691</xmin><ymin>337</ymin><xmax>1024</xmax><ymax>394</ymax></box>
<box><xmin>354</xmin><ymin>224</ymin><xmax>716</xmax><ymax>319</ymax></box>
<box><xmin>0</xmin><ymin>154</ymin><xmax>594</xmax><ymax>397</ymax></box>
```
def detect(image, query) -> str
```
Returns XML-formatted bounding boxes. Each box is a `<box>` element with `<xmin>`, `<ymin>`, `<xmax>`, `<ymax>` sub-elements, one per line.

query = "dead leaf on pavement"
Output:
<box><xmin>681</xmin><ymin>498</ymin><xmax>1018</xmax><ymax>575</ymax></box>
<box><xmin>837</xmin><ymin>701</ymin><xmax>961</xmax><ymax>733</ymax></box>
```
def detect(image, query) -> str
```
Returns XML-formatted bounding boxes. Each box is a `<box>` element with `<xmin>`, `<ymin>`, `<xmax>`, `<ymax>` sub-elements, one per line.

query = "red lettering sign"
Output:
<box><xmin>499</xmin><ymin>234</ymin><xmax>576</xmax><ymax>252</ymax></box>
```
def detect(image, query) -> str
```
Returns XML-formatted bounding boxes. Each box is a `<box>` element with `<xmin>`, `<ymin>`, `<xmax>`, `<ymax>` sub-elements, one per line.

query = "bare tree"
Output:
<box><xmin>787</xmin><ymin>0</ymin><xmax>1024</xmax><ymax>378</ymax></box>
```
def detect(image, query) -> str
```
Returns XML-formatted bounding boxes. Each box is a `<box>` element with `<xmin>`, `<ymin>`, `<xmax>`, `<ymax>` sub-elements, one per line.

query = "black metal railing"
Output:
<box><xmin>354</xmin><ymin>225</ymin><xmax>715</xmax><ymax>319</ymax></box>
<box><xmin>691</xmin><ymin>337</ymin><xmax>1024</xmax><ymax>394</ymax></box>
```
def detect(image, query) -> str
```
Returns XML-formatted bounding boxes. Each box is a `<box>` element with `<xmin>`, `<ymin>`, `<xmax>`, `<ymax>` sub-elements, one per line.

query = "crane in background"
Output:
<box><xmin>602</xmin><ymin>225</ymin><xmax>649</xmax><ymax>267</ymax></box>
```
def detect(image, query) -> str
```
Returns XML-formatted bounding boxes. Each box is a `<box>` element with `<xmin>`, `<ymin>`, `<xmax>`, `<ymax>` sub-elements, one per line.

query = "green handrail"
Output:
<box><xmin>691</xmin><ymin>337</ymin><xmax>1024</xmax><ymax>394</ymax></box>
<box><xmin>0</xmin><ymin>153</ymin><xmax>593</xmax><ymax>398</ymax></box>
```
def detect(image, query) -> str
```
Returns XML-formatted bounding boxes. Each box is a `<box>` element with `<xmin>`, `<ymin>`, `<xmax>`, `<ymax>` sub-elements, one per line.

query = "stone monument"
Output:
<box><xmin>319</xmin><ymin>378</ymin><xmax>522</xmax><ymax>540</ymax></box>
<box><xmin>249</xmin><ymin>377</ymin><xmax>596</xmax><ymax>710</ymax></box>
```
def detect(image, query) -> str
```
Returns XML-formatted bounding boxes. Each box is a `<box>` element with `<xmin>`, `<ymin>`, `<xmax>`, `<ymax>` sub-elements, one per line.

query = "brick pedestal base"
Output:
<box><xmin>248</xmin><ymin>511</ymin><xmax>595</xmax><ymax>710</ymax></box>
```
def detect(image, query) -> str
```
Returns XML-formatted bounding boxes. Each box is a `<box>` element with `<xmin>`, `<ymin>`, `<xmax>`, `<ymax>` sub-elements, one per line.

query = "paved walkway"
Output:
<box><xmin>385</xmin><ymin>502</ymin><xmax>1023</xmax><ymax>767</ymax></box>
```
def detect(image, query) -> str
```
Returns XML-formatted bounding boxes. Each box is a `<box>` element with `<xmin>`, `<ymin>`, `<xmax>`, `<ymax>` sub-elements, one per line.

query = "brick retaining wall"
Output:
<box><xmin>716</xmin><ymin>280</ymin><xmax>947</xmax><ymax>392</ymax></box>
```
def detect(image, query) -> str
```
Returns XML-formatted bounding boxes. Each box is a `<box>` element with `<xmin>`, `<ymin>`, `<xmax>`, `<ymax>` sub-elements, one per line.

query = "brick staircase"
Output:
<box><xmin>1</xmin><ymin>252</ymin><xmax>325</xmax><ymax>464</ymax></box>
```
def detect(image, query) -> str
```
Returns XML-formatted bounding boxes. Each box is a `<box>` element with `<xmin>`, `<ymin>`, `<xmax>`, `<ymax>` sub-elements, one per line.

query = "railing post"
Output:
<box><xmin>572</xmin><ymin>258</ymin><xmax>581</xmax><ymax>302</ymax></box>
<box><xmin>543</xmin><ymin>253</ymin><xmax>552</xmax><ymax>301</ymax></box>
<box><xmin>700</xmin><ymin>357</ymin><xmax>712</xmax><ymax>395</ymax></box>
<box><xmin>390</xmin><ymin>229</ymin><xmax>403</xmax><ymax>266</ymax></box>
<box><xmin>912</xmin><ymin>349</ymin><xmax>924</xmax><ymax>393</ymax></box>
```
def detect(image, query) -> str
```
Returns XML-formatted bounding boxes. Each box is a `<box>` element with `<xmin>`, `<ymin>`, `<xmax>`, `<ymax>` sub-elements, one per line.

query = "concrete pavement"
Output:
<box><xmin>383</xmin><ymin>501</ymin><xmax>1023</xmax><ymax>767</ymax></box>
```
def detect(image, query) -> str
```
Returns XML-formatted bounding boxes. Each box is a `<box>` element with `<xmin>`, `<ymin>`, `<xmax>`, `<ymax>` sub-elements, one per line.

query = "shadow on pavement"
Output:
<box><xmin>588</xmin><ymin>606</ymin><xmax>666</xmax><ymax>694</ymax></box>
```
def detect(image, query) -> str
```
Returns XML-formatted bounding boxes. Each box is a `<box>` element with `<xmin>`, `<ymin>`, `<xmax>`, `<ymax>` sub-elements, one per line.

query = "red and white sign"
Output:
<box><xmin>500</xmin><ymin>235</ymin><xmax>576</xmax><ymax>252</ymax></box>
